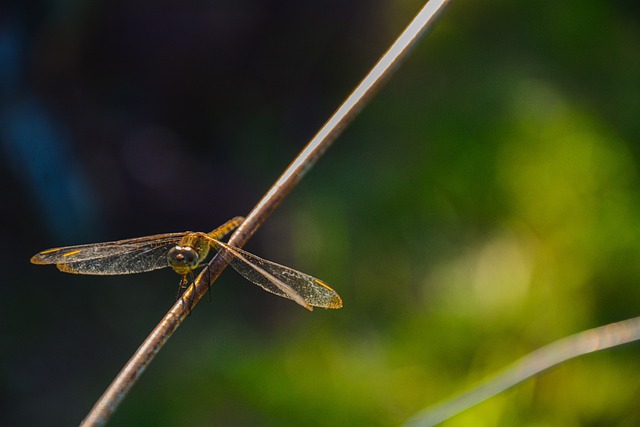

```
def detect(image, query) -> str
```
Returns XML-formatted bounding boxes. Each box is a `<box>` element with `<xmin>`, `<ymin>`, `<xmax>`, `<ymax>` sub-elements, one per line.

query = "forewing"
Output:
<box><xmin>31</xmin><ymin>233</ymin><xmax>186</xmax><ymax>275</ymax></box>
<box><xmin>211</xmin><ymin>239</ymin><xmax>342</xmax><ymax>310</ymax></box>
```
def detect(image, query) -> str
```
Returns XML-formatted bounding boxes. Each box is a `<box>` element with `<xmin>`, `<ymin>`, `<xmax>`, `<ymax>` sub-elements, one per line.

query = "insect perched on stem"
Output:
<box><xmin>31</xmin><ymin>217</ymin><xmax>342</xmax><ymax>311</ymax></box>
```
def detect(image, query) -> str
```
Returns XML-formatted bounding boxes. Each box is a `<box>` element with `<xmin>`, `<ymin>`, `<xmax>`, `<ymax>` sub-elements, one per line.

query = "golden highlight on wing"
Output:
<box><xmin>31</xmin><ymin>233</ymin><xmax>187</xmax><ymax>275</ymax></box>
<box><xmin>31</xmin><ymin>218</ymin><xmax>342</xmax><ymax>310</ymax></box>
<box><xmin>206</xmin><ymin>236</ymin><xmax>343</xmax><ymax>310</ymax></box>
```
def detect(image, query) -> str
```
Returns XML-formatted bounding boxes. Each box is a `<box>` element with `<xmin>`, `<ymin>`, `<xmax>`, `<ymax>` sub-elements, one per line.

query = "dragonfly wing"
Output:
<box><xmin>211</xmin><ymin>239</ymin><xmax>342</xmax><ymax>310</ymax></box>
<box><xmin>32</xmin><ymin>233</ymin><xmax>186</xmax><ymax>275</ymax></box>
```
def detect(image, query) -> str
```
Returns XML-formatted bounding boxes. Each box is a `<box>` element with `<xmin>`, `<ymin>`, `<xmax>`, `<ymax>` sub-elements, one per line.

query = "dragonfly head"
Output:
<box><xmin>168</xmin><ymin>246</ymin><xmax>200</xmax><ymax>275</ymax></box>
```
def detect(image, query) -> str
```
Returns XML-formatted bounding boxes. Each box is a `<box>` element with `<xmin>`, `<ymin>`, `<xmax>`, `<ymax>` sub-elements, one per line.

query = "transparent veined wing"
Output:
<box><xmin>31</xmin><ymin>233</ymin><xmax>188</xmax><ymax>275</ymax></box>
<box><xmin>205</xmin><ymin>237</ymin><xmax>343</xmax><ymax>310</ymax></box>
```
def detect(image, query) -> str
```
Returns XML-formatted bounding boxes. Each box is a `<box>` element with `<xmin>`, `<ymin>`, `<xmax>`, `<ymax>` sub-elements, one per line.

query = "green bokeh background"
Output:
<box><xmin>4</xmin><ymin>0</ymin><xmax>640</xmax><ymax>426</ymax></box>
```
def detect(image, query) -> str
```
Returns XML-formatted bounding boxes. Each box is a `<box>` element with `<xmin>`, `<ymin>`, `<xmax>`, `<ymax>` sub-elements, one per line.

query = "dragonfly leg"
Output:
<box><xmin>205</xmin><ymin>267</ymin><xmax>213</xmax><ymax>303</ymax></box>
<box><xmin>175</xmin><ymin>275</ymin><xmax>188</xmax><ymax>301</ymax></box>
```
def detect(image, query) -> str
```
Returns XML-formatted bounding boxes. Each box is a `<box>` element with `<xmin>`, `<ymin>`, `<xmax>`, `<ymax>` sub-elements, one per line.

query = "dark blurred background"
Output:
<box><xmin>3</xmin><ymin>0</ymin><xmax>640</xmax><ymax>426</ymax></box>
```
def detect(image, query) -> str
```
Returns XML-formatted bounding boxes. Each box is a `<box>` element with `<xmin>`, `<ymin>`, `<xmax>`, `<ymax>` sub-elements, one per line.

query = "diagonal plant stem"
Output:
<box><xmin>80</xmin><ymin>1</ymin><xmax>451</xmax><ymax>425</ymax></box>
<box><xmin>403</xmin><ymin>316</ymin><xmax>640</xmax><ymax>427</ymax></box>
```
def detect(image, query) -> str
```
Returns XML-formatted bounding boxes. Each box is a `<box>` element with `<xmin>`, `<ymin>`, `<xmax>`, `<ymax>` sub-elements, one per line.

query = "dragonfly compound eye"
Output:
<box><xmin>168</xmin><ymin>246</ymin><xmax>199</xmax><ymax>274</ymax></box>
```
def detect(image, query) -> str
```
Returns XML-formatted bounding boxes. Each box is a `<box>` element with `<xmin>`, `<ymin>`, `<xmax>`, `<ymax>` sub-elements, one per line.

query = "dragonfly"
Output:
<box><xmin>30</xmin><ymin>217</ymin><xmax>342</xmax><ymax>311</ymax></box>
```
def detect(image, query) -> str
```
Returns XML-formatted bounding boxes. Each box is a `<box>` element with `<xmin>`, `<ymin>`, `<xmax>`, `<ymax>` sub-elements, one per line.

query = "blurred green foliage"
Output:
<box><xmin>8</xmin><ymin>0</ymin><xmax>640</xmax><ymax>426</ymax></box>
<box><xmin>109</xmin><ymin>1</ymin><xmax>640</xmax><ymax>426</ymax></box>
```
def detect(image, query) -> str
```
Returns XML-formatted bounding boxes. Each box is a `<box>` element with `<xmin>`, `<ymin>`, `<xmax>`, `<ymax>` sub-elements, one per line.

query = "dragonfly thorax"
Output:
<box><xmin>167</xmin><ymin>246</ymin><xmax>200</xmax><ymax>275</ymax></box>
